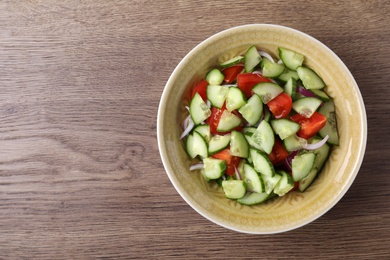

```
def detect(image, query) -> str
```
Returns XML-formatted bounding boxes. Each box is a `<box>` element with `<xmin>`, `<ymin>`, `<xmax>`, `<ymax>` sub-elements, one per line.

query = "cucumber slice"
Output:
<box><xmin>190</xmin><ymin>92</ymin><xmax>211</xmax><ymax>124</ymax></box>
<box><xmin>208</xmin><ymin>134</ymin><xmax>231</xmax><ymax>155</ymax></box>
<box><xmin>273</xmin><ymin>170</ymin><xmax>294</xmax><ymax>196</ymax></box>
<box><xmin>237</xmin><ymin>191</ymin><xmax>269</xmax><ymax>206</ymax></box>
<box><xmin>270</xmin><ymin>119</ymin><xmax>301</xmax><ymax>140</ymax></box>
<box><xmin>260</xmin><ymin>58</ymin><xmax>285</xmax><ymax>78</ymax></box>
<box><xmin>284</xmin><ymin>78</ymin><xmax>297</xmax><ymax>100</ymax></box>
<box><xmin>261</xmin><ymin>172</ymin><xmax>282</xmax><ymax>194</ymax></box>
<box><xmin>206</xmin><ymin>68</ymin><xmax>224</xmax><ymax>85</ymax></box>
<box><xmin>297</xmin><ymin>66</ymin><xmax>325</xmax><ymax>90</ymax></box>
<box><xmin>318</xmin><ymin>99</ymin><xmax>339</xmax><ymax>145</ymax></box>
<box><xmin>222</xmin><ymin>180</ymin><xmax>246</xmax><ymax>199</ymax></box>
<box><xmin>278</xmin><ymin>68</ymin><xmax>300</xmax><ymax>83</ymax></box>
<box><xmin>310</xmin><ymin>136</ymin><xmax>331</xmax><ymax>170</ymax></box>
<box><xmin>244</xmin><ymin>131</ymin><xmax>264</xmax><ymax>152</ymax></box>
<box><xmin>238</xmin><ymin>94</ymin><xmax>263</xmax><ymax>125</ymax></box>
<box><xmin>243</xmin><ymin>164</ymin><xmax>264</xmax><ymax>193</ymax></box>
<box><xmin>292</xmin><ymin>152</ymin><xmax>316</xmax><ymax>181</ymax></box>
<box><xmin>203</xmin><ymin>157</ymin><xmax>226</xmax><ymax>179</ymax></box>
<box><xmin>310</xmin><ymin>89</ymin><xmax>330</xmax><ymax>102</ymax></box>
<box><xmin>252</xmin><ymin>120</ymin><xmax>274</xmax><ymax>154</ymax></box>
<box><xmin>207</xmin><ymin>85</ymin><xmax>229</xmax><ymax>109</ymax></box>
<box><xmin>230</xmin><ymin>130</ymin><xmax>249</xmax><ymax>158</ymax></box>
<box><xmin>278</xmin><ymin>47</ymin><xmax>304</xmax><ymax>70</ymax></box>
<box><xmin>216</xmin><ymin>110</ymin><xmax>242</xmax><ymax>132</ymax></box>
<box><xmin>252</xmin><ymin>82</ymin><xmax>284</xmax><ymax>104</ymax></box>
<box><xmin>186</xmin><ymin>131</ymin><xmax>208</xmax><ymax>159</ymax></box>
<box><xmin>283</xmin><ymin>134</ymin><xmax>303</xmax><ymax>152</ymax></box>
<box><xmin>250</xmin><ymin>148</ymin><xmax>275</xmax><ymax>177</ymax></box>
<box><xmin>193</xmin><ymin>124</ymin><xmax>211</xmax><ymax>143</ymax></box>
<box><xmin>220</xmin><ymin>55</ymin><xmax>244</xmax><ymax>68</ymax></box>
<box><xmin>244</xmin><ymin>45</ymin><xmax>262</xmax><ymax>72</ymax></box>
<box><xmin>226</xmin><ymin>87</ymin><xmax>247</xmax><ymax>111</ymax></box>
<box><xmin>292</xmin><ymin>97</ymin><xmax>322</xmax><ymax>118</ymax></box>
<box><xmin>263</xmin><ymin>106</ymin><xmax>272</xmax><ymax>122</ymax></box>
<box><xmin>298</xmin><ymin>168</ymin><xmax>318</xmax><ymax>192</ymax></box>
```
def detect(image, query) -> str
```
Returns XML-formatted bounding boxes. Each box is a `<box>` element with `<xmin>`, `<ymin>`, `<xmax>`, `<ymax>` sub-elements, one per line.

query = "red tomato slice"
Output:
<box><xmin>191</xmin><ymin>80</ymin><xmax>208</xmax><ymax>101</ymax></box>
<box><xmin>290</xmin><ymin>112</ymin><xmax>327</xmax><ymax>139</ymax></box>
<box><xmin>237</xmin><ymin>73</ymin><xmax>272</xmax><ymax>98</ymax></box>
<box><xmin>211</xmin><ymin>148</ymin><xmax>240</xmax><ymax>176</ymax></box>
<box><xmin>206</xmin><ymin>104</ymin><xmax>243</xmax><ymax>135</ymax></box>
<box><xmin>268</xmin><ymin>138</ymin><xmax>289</xmax><ymax>165</ymax></box>
<box><xmin>222</xmin><ymin>64</ymin><xmax>244</xmax><ymax>84</ymax></box>
<box><xmin>267</xmin><ymin>92</ymin><xmax>292</xmax><ymax>119</ymax></box>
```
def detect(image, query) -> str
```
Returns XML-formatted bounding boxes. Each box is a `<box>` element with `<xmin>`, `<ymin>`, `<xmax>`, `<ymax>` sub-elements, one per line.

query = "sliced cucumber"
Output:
<box><xmin>203</xmin><ymin>157</ymin><xmax>226</xmax><ymax>179</ymax></box>
<box><xmin>292</xmin><ymin>152</ymin><xmax>316</xmax><ymax>181</ymax></box>
<box><xmin>216</xmin><ymin>110</ymin><xmax>242</xmax><ymax>132</ymax></box>
<box><xmin>206</xmin><ymin>68</ymin><xmax>224</xmax><ymax>85</ymax></box>
<box><xmin>260</xmin><ymin>58</ymin><xmax>285</xmax><ymax>78</ymax></box>
<box><xmin>283</xmin><ymin>134</ymin><xmax>303</xmax><ymax>152</ymax></box>
<box><xmin>252</xmin><ymin>120</ymin><xmax>275</xmax><ymax>154</ymax></box>
<box><xmin>261</xmin><ymin>172</ymin><xmax>282</xmax><ymax>194</ymax></box>
<box><xmin>298</xmin><ymin>168</ymin><xmax>318</xmax><ymax>192</ymax></box>
<box><xmin>226</xmin><ymin>87</ymin><xmax>247</xmax><ymax>111</ymax></box>
<box><xmin>273</xmin><ymin>170</ymin><xmax>294</xmax><ymax>196</ymax></box>
<box><xmin>222</xmin><ymin>180</ymin><xmax>246</xmax><ymax>199</ymax></box>
<box><xmin>238</xmin><ymin>94</ymin><xmax>263</xmax><ymax>125</ymax></box>
<box><xmin>284</xmin><ymin>78</ymin><xmax>297</xmax><ymax>100</ymax></box>
<box><xmin>310</xmin><ymin>89</ymin><xmax>330</xmax><ymax>102</ymax></box>
<box><xmin>278</xmin><ymin>47</ymin><xmax>304</xmax><ymax>70</ymax></box>
<box><xmin>270</xmin><ymin>119</ymin><xmax>301</xmax><ymax>140</ymax></box>
<box><xmin>237</xmin><ymin>191</ymin><xmax>269</xmax><ymax>206</ymax></box>
<box><xmin>250</xmin><ymin>148</ymin><xmax>275</xmax><ymax>177</ymax></box>
<box><xmin>297</xmin><ymin>66</ymin><xmax>325</xmax><ymax>90</ymax></box>
<box><xmin>263</xmin><ymin>106</ymin><xmax>272</xmax><ymax>122</ymax></box>
<box><xmin>292</xmin><ymin>97</ymin><xmax>322</xmax><ymax>118</ymax></box>
<box><xmin>278</xmin><ymin>68</ymin><xmax>300</xmax><ymax>83</ymax></box>
<box><xmin>230</xmin><ymin>130</ymin><xmax>249</xmax><ymax>158</ymax></box>
<box><xmin>252</xmin><ymin>82</ymin><xmax>284</xmax><ymax>104</ymax></box>
<box><xmin>318</xmin><ymin>99</ymin><xmax>339</xmax><ymax>145</ymax></box>
<box><xmin>244</xmin><ymin>45</ymin><xmax>262</xmax><ymax>72</ymax></box>
<box><xmin>193</xmin><ymin>124</ymin><xmax>211</xmax><ymax>143</ymax></box>
<box><xmin>207</xmin><ymin>85</ymin><xmax>229</xmax><ymax>109</ymax></box>
<box><xmin>208</xmin><ymin>134</ymin><xmax>231</xmax><ymax>155</ymax></box>
<box><xmin>190</xmin><ymin>92</ymin><xmax>211</xmax><ymax>124</ymax></box>
<box><xmin>220</xmin><ymin>55</ymin><xmax>244</xmax><ymax>68</ymax></box>
<box><xmin>310</xmin><ymin>136</ymin><xmax>331</xmax><ymax>170</ymax></box>
<box><xmin>186</xmin><ymin>131</ymin><xmax>208</xmax><ymax>159</ymax></box>
<box><xmin>244</xmin><ymin>130</ymin><xmax>264</xmax><ymax>152</ymax></box>
<box><xmin>243</xmin><ymin>164</ymin><xmax>264</xmax><ymax>193</ymax></box>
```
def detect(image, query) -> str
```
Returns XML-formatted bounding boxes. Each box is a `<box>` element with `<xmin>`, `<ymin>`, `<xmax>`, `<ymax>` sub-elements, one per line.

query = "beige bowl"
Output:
<box><xmin>157</xmin><ymin>24</ymin><xmax>367</xmax><ymax>234</ymax></box>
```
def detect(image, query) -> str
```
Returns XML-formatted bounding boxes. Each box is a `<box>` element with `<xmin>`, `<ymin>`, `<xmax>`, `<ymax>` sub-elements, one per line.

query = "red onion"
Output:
<box><xmin>258</xmin><ymin>50</ymin><xmax>274</xmax><ymax>63</ymax></box>
<box><xmin>302</xmin><ymin>135</ymin><xmax>329</xmax><ymax>150</ymax></box>
<box><xmin>234</xmin><ymin>165</ymin><xmax>242</xmax><ymax>180</ymax></box>
<box><xmin>189</xmin><ymin>163</ymin><xmax>204</xmax><ymax>171</ymax></box>
<box><xmin>180</xmin><ymin>116</ymin><xmax>194</xmax><ymax>139</ymax></box>
<box><xmin>297</xmin><ymin>85</ymin><xmax>317</xmax><ymax>97</ymax></box>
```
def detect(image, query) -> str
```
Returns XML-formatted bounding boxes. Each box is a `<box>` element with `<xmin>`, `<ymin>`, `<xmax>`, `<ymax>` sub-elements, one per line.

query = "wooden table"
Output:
<box><xmin>0</xmin><ymin>1</ymin><xmax>389</xmax><ymax>258</ymax></box>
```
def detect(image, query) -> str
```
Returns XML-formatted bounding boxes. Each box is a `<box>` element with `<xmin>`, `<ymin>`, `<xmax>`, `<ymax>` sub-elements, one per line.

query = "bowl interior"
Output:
<box><xmin>158</xmin><ymin>24</ymin><xmax>367</xmax><ymax>234</ymax></box>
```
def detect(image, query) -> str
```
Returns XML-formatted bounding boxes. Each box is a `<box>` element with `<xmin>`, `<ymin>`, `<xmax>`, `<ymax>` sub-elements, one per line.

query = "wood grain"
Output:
<box><xmin>0</xmin><ymin>0</ymin><xmax>389</xmax><ymax>259</ymax></box>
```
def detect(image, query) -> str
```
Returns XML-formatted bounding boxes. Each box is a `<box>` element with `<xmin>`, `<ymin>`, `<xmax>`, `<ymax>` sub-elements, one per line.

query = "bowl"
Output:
<box><xmin>157</xmin><ymin>24</ymin><xmax>367</xmax><ymax>234</ymax></box>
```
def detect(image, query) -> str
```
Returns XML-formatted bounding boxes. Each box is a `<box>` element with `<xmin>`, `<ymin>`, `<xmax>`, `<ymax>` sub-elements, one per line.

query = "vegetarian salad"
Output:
<box><xmin>180</xmin><ymin>45</ymin><xmax>339</xmax><ymax>205</ymax></box>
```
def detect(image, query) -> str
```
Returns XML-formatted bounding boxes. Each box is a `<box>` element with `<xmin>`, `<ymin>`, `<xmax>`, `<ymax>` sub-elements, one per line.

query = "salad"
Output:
<box><xmin>180</xmin><ymin>45</ymin><xmax>339</xmax><ymax>205</ymax></box>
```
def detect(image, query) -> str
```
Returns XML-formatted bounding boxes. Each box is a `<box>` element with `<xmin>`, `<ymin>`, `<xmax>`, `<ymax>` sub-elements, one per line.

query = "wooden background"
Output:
<box><xmin>0</xmin><ymin>0</ymin><xmax>389</xmax><ymax>259</ymax></box>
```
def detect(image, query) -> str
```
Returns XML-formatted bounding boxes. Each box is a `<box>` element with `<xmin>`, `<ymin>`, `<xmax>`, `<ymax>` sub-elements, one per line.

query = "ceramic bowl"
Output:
<box><xmin>157</xmin><ymin>24</ymin><xmax>367</xmax><ymax>234</ymax></box>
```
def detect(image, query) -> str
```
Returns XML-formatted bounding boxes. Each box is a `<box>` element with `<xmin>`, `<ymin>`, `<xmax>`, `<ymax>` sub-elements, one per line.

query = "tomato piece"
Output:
<box><xmin>268</xmin><ymin>138</ymin><xmax>289</xmax><ymax>165</ymax></box>
<box><xmin>191</xmin><ymin>80</ymin><xmax>208</xmax><ymax>101</ymax></box>
<box><xmin>237</xmin><ymin>73</ymin><xmax>272</xmax><ymax>98</ymax></box>
<box><xmin>267</xmin><ymin>92</ymin><xmax>292</xmax><ymax>119</ymax></box>
<box><xmin>206</xmin><ymin>104</ymin><xmax>243</xmax><ymax>135</ymax></box>
<box><xmin>211</xmin><ymin>148</ymin><xmax>240</xmax><ymax>176</ymax></box>
<box><xmin>222</xmin><ymin>64</ymin><xmax>244</xmax><ymax>84</ymax></box>
<box><xmin>290</xmin><ymin>112</ymin><xmax>327</xmax><ymax>139</ymax></box>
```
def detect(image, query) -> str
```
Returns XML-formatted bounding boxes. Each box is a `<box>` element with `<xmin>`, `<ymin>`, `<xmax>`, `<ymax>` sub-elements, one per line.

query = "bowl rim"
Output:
<box><xmin>157</xmin><ymin>23</ymin><xmax>367</xmax><ymax>234</ymax></box>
